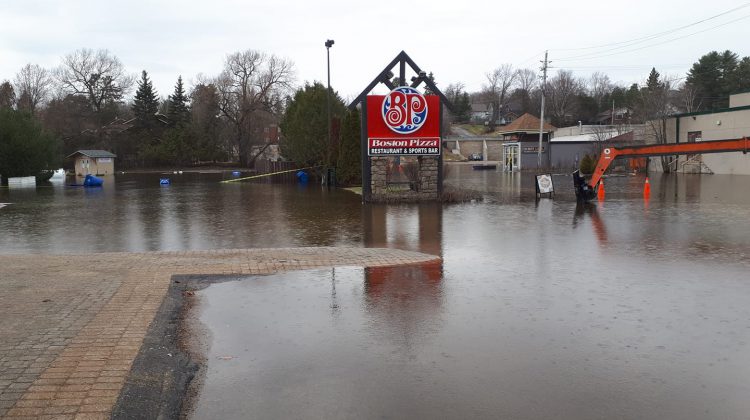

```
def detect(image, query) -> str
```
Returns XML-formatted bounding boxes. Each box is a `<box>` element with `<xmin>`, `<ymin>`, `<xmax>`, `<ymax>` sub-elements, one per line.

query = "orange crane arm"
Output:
<box><xmin>588</xmin><ymin>137</ymin><xmax>750</xmax><ymax>188</ymax></box>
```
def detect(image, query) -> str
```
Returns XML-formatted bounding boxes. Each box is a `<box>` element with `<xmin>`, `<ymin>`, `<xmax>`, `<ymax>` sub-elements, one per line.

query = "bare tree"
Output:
<box><xmin>675</xmin><ymin>82</ymin><xmax>701</xmax><ymax>113</ymax></box>
<box><xmin>516</xmin><ymin>68</ymin><xmax>537</xmax><ymax>93</ymax></box>
<box><xmin>483</xmin><ymin>64</ymin><xmax>517</xmax><ymax>129</ymax></box>
<box><xmin>588</xmin><ymin>72</ymin><xmax>613</xmax><ymax>110</ymax></box>
<box><xmin>55</xmin><ymin>49</ymin><xmax>134</xmax><ymax>113</ymax></box>
<box><xmin>589</xmin><ymin>124</ymin><xmax>616</xmax><ymax>156</ymax></box>
<box><xmin>444</xmin><ymin>82</ymin><xmax>465</xmax><ymax>99</ymax></box>
<box><xmin>13</xmin><ymin>64</ymin><xmax>53</xmax><ymax>115</ymax></box>
<box><xmin>215</xmin><ymin>50</ymin><xmax>295</xmax><ymax>167</ymax></box>
<box><xmin>637</xmin><ymin>75</ymin><xmax>675</xmax><ymax>171</ymax></box>
<box><xmin>547</xmin><ymin>70</ymin><xmax>583</xmax><ymax>126</ymax></box>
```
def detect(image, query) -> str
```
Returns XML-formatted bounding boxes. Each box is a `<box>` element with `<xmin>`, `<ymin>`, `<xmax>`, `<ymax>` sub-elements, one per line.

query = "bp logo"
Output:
<box><xmin>382</xmin><ymin>86</ymin><xmax>428</xmax><ymax>134</ymax></box>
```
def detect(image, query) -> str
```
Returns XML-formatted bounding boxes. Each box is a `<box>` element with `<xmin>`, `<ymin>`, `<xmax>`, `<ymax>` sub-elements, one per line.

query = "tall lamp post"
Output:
<box><xmin>325</xmin><ymin>39</ymin><xmax>334</xmax><ymax>186</ymax></box>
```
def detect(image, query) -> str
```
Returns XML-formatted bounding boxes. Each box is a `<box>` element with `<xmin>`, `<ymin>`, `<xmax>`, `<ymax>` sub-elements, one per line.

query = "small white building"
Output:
<box><xmin>67</xmin><ymin>150</ymin><xmax>117</xmax><ymax>176</ymax></box>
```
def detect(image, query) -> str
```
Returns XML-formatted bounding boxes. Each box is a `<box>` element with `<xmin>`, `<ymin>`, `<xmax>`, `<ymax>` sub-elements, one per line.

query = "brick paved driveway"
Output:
<box><xmin>0</xmin><ymin>248</ymin><xmax>439</xmax><ymax>419</ymax></box>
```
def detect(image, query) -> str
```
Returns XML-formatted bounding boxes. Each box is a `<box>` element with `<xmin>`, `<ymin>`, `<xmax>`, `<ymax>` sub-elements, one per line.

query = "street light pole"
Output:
<box><xmin>325</xmin><ymin>39</ymin><xmax>334</xmax><ymax>185</ymax></box>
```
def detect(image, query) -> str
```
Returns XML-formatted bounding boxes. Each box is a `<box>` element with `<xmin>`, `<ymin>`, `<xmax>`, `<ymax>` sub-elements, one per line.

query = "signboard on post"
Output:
<box><xmin>367</xmin><ymin>87</ymin><xmax>441</xmax><ymax>156</ymax></box>
<box><xmin>535</xmin><ymin>173</ymin><xmax>554</xmax><ymax>197</ymax></box>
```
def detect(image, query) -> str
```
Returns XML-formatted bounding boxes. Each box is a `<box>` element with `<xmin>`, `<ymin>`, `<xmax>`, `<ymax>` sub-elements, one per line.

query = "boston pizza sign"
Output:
<box><xmin>367</xmin><ymin>86</ymin><xmax>440</xmax><ymax>156</ymax></box>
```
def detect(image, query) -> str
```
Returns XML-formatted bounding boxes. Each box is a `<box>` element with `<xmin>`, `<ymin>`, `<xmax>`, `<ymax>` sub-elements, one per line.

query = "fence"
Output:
<box><xmin>253</xmin><ymin>160</ymin><xmax>299</xmax><ymax>183</ymax></box>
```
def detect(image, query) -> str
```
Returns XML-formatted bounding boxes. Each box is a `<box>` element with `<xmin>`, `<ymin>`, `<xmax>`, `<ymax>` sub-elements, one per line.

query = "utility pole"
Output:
<box><xmin>325</xmin><ymin>39</ymin><xmax>334</xmax><ymax>186</ymax></box>
<box><xmin>537</xmin><ymin>50</ymin><xmax>549</xmax><ymax>169</ymax></box>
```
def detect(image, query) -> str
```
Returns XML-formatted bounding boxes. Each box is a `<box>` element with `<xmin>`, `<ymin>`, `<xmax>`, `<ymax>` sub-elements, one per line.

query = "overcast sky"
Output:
<box><xmin>1</xmin><ymin>0</ymin><xmax>749</xmax><ymax>102</ymax></box>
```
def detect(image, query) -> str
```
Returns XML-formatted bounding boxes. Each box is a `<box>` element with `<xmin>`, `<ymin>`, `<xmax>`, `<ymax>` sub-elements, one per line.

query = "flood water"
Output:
<box><xmin>4</xmin><ymin>167</ymin><xmax>750</xmax><ymax>418</ymax></box>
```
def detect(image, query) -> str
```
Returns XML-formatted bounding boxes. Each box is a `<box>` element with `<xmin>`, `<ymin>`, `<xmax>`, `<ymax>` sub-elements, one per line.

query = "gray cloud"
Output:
<box><xmin>1</xmin><ymin>0</ymin><xmax>748</xmax><ymax>98</ymax></box>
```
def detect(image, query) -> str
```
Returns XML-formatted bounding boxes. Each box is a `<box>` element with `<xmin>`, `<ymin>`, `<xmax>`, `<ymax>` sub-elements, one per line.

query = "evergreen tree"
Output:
<box><xmin>455</xmin><ymin>92</ymin><xmax>471</xmax><ymax>122</ymax></box>
<box><xmin>0</xmin><ymin>109</ymin><xmax>59</xmax><ymax>180</ymax></box>
<box><xmin>736</xmin><ymin>57</ymin><xmax>750</xmax><ymax>90</ymax></box>
<box><xmin>625</xmin><ymin>83</ymin><xmax>641</xmax><ymax>107</ymax></box>
<box><xmin>168</xmin><ymin>75</ymin><xmax>190</xmax><ymax>126</ymax></box>
<box><xmin>132</xmin><ymin>70</ymin><xmax>159</xmax><ymax>127</ymax></box>
<box><xmin>336</xmin><ymin>108</ymin><xmax>361</xmax><ymax>186</ymax></box>
<box><xmin>687</xmin><ymin>50</ymin><xmax>740</xmax><ymax>110</ymax></box>
<box><xmin>280</xmin><ymin>82</ymin><xmax>345</xmax><ymax>167</ymax></box>
<box><xmin>0</xmin><ymin>81</ymin><xmax>15</xmax><ymax>109</ymax></box>
<box><xmin>423</xmin><ymin>72</ymin><xmax>436</xmax><ymax>95</ymax></box>
<box><xmin>646</xmin><ymin>68</ymin><xmax>662</xmax><ymax>92</ymax></box>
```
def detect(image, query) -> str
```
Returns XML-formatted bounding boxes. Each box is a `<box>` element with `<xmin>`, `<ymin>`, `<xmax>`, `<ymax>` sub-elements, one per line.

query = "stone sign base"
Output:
<box><xmin>369</xmin><ymin>156</ymin><xmax>440</xmax><ymax>202</ymax></box>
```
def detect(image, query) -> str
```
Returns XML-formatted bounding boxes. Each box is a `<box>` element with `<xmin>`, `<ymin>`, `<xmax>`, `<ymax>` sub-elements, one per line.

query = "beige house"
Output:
<box><xmin>650</xmin><ymin>91</ymin><xmax>750</xmax><ymax>175</ymax></box>
<box><xmin>67</xmin><ymin>150</ymin><xmax>117</xmax><ymax>176</ymax></box>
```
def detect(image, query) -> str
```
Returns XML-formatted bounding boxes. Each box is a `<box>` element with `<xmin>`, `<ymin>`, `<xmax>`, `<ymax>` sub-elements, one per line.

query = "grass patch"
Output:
<box><xmin>443</xmin><ymin>153</ymin><xmax>465</xmax><ymax>162</ymax></box>
<box><xmin>456</xmin><ymin>124</ymin><xmax>488</xmax><ymax>136</ymax></box>
<box><xmin>342</xmin><ymin>186</ymin><xmax>362</xmax><ymax>195</ymax></box>
<box><xmin>441</xmin><ymin>186</ymin><xmax>483</xmax><ymax>203</ymax></box>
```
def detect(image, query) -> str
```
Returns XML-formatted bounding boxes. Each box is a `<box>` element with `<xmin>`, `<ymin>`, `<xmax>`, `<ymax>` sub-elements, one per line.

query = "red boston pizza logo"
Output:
<box><xmin>381</xmin><ymin>86</ymin><xmax>428</xmax><ymax>135</ymax></box>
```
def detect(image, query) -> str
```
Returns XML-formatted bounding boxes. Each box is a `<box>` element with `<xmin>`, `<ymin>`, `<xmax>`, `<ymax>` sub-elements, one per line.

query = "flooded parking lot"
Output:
<box><xmin>3</xmin><ymin>167</ymin><xmax>750</xmax><ymax>418</ymax></box>
<box><xmin>190</xmin><ymin>260</ymin><xmax>750</xmax><ymax>419</ymax></box>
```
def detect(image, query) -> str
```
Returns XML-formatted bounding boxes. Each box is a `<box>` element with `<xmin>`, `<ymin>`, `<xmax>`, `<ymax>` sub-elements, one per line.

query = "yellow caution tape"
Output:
<box><xmin>220</xmin><ymin>166</ymin><xmax>319</xmax><ymax>183</ymax></box>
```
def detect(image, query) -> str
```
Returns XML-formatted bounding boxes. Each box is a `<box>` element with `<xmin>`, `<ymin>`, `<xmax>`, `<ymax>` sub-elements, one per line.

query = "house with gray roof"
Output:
<box><xmin>67</xmin><ymin>150</ymin><xmax>117</xmax><ymax>176</ymax></box>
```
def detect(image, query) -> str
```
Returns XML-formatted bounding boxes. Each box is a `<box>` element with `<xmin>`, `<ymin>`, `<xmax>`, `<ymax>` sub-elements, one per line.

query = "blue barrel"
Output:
<box><xmin>160</xmin><ymin>178</ymin><xmax>171</xmax><ymax>185</ymax></box>
<box><xmin>296</xmin><ymin>170</ymin><xmax>308</xmax><ymax>184</ymax></box>
<box><xmin>83</xmin><ymin>174</ymin><xmax>103</xmax><ymax>187</ymax></box>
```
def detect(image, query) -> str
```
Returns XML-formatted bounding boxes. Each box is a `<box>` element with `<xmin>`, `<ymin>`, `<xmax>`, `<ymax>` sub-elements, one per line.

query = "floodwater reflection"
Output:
<box><xmin>573</xmin><ymin>202</ymin><xmax>608</xmax><ymax>245</ymax></box>
<box><xmin>363</xmin><ymin>203</ymin><xmax>443</xmax><ymax>256</ymax></box>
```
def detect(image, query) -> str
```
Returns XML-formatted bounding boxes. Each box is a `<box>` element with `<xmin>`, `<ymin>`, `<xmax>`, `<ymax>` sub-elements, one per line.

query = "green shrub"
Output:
<box><xmin>0</xmin><ymin>109</ymin><xmax>59</xmax><ymax>180</ymax></box>
<box><xmin>579</xmin><ymin>154</ymin><xmax>597</xmax><ymax>174</ymax></box>
<box><xmin>336</xmin><ymin>108</ymin><xmax>361</xmax><ymax>186</ymax></box>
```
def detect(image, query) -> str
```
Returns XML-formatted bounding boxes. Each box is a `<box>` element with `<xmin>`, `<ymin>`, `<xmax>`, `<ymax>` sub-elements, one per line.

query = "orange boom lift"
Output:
<box><xmin>574</xmin><ymin>137</ymin><xmax>750</xmax><ymax>201</ymax></box>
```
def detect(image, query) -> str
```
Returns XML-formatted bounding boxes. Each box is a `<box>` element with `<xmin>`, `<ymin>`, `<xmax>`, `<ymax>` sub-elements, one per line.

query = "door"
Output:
<box><xmin>687</xmin><ymin>131</ymin><xmax>702</xmax><ymax>162</ymax></box>
<box><xmin>503</xmin><ymin>143</ymin><xmax>520</xmax><ymax>171</ymax></box>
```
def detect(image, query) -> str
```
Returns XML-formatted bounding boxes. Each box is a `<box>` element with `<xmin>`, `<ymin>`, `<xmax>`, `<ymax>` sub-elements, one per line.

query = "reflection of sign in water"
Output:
<box><xmin>522</xmin><ymin>146</ymin><xmax>545</xmax><ymax>153</ymax></box>
<box><xmin>536</xmin><ymin>174</ymin><xmax>554</xmax><ymax>194</ymax></box>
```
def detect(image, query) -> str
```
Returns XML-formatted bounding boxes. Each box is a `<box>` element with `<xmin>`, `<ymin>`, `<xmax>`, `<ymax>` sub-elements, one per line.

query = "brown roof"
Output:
<box><xmin>497</xmin><ymin>113</ymin><xmax>555</xmax><ymax>133</ymax></box>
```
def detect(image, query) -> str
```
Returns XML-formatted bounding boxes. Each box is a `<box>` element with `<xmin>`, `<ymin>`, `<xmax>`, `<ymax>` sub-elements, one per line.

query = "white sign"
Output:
<box><xmin>536</xmin><ymin>174</ymin><xmax>554</xmax><ymax>194</ymax></box>
<box><xmin>98</xmin><ymin>158</ymin><xmax>112</xmax><ymax>163</ymax></box>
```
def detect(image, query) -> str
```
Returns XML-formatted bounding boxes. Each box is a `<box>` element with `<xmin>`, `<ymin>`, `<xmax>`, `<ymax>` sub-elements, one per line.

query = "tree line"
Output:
<box><xmin>0</xmin><ymin>48</ymin><xmax>294</xmax><ymax>172</ymax></box>
<box><xmin>1</xmin><ymin>48</ymin><xmax>748</xmax><ymax>182</ymax></box>
<box><xmin>444</xmin><ymin>50</ymin><xmax>750</xmax><ymax>129</ymax></box>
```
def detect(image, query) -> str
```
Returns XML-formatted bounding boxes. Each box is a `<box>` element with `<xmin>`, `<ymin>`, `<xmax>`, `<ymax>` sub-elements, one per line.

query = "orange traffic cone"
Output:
<box><xmin>643</xmin><ymin>177</ymin><xmax>651</xmax><ymax>199</ymax></box>
<box><xmin>597</xmin><ymin>179</ymin><xmax>605</xmax><ymax>201</ymax></box>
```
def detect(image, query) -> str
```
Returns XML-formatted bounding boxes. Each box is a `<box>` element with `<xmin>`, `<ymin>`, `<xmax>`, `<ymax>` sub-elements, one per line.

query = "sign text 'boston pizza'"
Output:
<box><xmin>367</xmin><ymin>86</ymin><xmax>441</xmax><ymax>156</ymax></box>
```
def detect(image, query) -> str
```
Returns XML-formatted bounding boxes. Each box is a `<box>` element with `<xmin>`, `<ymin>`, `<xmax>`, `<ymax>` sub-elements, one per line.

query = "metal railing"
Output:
<box><xmin>665</xmin><ymin>155</ymin><xmax>714</xmax><ymax>174</ymax></box>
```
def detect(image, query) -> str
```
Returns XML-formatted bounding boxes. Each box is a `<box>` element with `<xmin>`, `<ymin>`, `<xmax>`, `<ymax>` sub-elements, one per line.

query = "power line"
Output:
<box><xmin>555</xmin><ymin>13</ymin><xmax>750</xmax><ymax>62</ymax></box>
<box><xmin>552</xmin><ymin>2</ymin><xmax>750</xmax><ymax>52</ymax></box>
<box><xmin>515</xmin><ymin>50</ymin><xmax>547</xmax><ymax>67</ymax></box>
<box><xmin>560</xmin><ymin>64</ymin><xmax>690</xmax><ymax>70</ymax></box>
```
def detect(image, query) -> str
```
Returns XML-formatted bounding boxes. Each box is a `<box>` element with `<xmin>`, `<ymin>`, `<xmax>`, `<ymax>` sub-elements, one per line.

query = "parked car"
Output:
<box><xmin>468</xmin><ymin>153</ymin><xmax>483</xmax><ymax>161</ymax></box>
